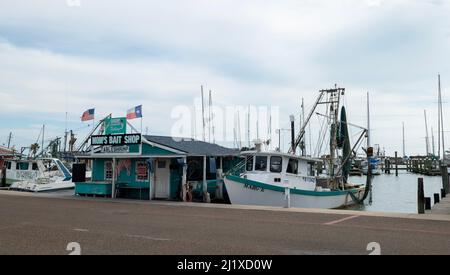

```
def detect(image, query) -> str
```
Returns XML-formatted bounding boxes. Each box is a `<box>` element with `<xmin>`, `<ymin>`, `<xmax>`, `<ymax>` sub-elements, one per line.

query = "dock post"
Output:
<box><xmin>425</xmin><ymin>197</ymin><xmax>432</xmax><ymax>210</ymax></box>
<box><xmin>440</xmin><ymin>164</ymin><xmax>449</xmax><ymax>195</ymax></box>
<box><xmin>418</xmin><ymin>178</ymin><xmax>425</xmax><ymax>214</ymax></box>
<box><xmin>284</xmin><ymin>187</ymin><xmax>291</xmax><ymax>208</ymax></box>
<box><xmin>434</xmin><ymin>193</ymin><xmax>440</xmax><ymax>204</ymax></box>
<box><xmin>112</xmin><ymin>158</ymin><xmax>116</xmax><ymax>199</ymax></box>
<box><xmin>395</xmin><ymin>152</ymin><xmax>399</xmax><ymax>177</ymax></box>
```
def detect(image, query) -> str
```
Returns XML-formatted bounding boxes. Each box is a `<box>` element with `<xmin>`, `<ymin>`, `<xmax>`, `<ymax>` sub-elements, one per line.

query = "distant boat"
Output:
<box><xmin>361</xmin><ymin>158</ymin><xmax>382</xmax><ymax>176</ymax></box>
<box><xmin>5</xmin><ymin>158</ymin><xmax>73</xmax><ymax>192</ymax></box>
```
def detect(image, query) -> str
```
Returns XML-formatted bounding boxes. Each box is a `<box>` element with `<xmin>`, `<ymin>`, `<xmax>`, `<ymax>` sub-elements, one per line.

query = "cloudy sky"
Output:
<box><xmin>0</xmin><ymin>0</ymin><xmax>449</xmax><ymax>156</ymax></box>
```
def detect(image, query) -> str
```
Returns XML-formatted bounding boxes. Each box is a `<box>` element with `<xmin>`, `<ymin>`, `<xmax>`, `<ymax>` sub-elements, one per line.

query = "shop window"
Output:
<box><xmin>270</xmin><ymin>157</ymin><xmax>283</xmax><ymax>173</ymax></box>
<box><xmin>287</xmin><ymin>159</ymin><xmax>298</xmax><ymax>174</ymax></box>
<box><xmin>158</xmin><ymin>161</ymin><xmax>166</xmax><ymax>169</ymax></box>
<box><xmin>105</xmin><ymin>161</ymin><xmax>113</xmax><ymax>181</ymax></box>
<box><xmin>255</xmin><ymin>156</ymin><xmax>268</xmax><ymax>171</ymax></box>
<box><xmin>136</xmin><ymin>162</ymin><xmax>149</xmax><ymax>181</ymax></box>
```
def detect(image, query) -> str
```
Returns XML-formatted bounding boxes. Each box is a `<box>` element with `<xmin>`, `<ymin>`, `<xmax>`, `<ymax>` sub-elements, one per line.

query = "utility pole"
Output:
<box><xmin>7</xmin><ymin>132</ymin><xmax>12</xmax><ymax>148</ymax></box>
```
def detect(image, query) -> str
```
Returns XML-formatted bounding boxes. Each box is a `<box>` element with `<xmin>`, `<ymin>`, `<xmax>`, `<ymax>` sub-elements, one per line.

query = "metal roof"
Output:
<box><xmin>0</xmin><ymin>146</ymin><xmax>14</xmax><ymax>157</ymax></box>
<box><xmin>144</xmin><ymin>135</ymin><xmax>239</xmax><ymax>157</ymax></box>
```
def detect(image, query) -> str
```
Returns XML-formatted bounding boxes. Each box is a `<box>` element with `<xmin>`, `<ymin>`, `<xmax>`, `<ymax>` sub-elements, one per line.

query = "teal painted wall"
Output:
<box><xmin>142</xmin><ymin>144</ymin><xmax>179</xmax><ymax>156</ymax></box>
<box><xmin>92</xmin><ymin>159</ymin><xmax>108</xmax><ymax>181</ymax></box>
<box><xmin>91</xmin><ymin>158</ymin><xmax>150</xmax><ymax>200</ymax></box>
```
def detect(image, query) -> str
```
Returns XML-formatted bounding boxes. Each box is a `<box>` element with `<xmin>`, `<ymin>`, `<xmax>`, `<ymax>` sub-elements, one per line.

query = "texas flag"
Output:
<box><xmin>126</xmin><ymin>105</ymin><xmax>142</xmax><ymax>120</ymax></box>
<box><xmin>81</xmin><ymin>108</ymin><xmax>95</xmax><ymax>121</ymax></box>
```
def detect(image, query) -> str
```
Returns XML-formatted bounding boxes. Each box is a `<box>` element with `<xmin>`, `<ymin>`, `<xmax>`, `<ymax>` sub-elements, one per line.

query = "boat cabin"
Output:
<box><xmin>3</xmin><ymin>158</ymin><xmax>72</xmax><ymax>184</ymax></box>
<box><xmin>241</xmin><ymin>151</ymin><xmax>322</xmax><ymax>191</ymax></box>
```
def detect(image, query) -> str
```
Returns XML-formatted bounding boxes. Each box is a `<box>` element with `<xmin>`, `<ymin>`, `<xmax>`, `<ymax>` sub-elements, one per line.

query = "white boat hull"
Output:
<box><xmin>224</xmin><ymin>176</ymin><xmax>365</xmax><ymax>209</ymax></box>
<box><xmin>10</xmin><ymin>180</ymin><xmax>74</xmax><ymax>192</ymax></box>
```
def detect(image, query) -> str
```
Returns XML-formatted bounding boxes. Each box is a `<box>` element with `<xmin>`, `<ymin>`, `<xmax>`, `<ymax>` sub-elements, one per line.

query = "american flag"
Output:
<box><xmin>81</xmin><ymin>108</ymin><xmax>95</xmax><ymax>121</ymax></box>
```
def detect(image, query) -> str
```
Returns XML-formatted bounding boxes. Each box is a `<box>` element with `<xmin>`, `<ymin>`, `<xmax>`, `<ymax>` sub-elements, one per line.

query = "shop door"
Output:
<box><xmin>155</xmin><ymin>160</ymin><xmax>170</xmax><ymax>199</ymax></box>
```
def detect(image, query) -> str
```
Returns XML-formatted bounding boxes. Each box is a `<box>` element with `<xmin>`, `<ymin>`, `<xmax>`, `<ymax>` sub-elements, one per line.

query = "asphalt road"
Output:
<box><xmin>0</xmin><ymin>193</ymin><xmax>449</xmax><ymax>255</ymax></box>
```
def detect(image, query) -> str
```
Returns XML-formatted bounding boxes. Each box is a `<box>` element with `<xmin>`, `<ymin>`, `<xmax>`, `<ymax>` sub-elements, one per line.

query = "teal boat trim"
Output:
<box><xmin>226</xmin><ymin>175</ymin><xmax>359</xmax><ymax>197</ymax></box>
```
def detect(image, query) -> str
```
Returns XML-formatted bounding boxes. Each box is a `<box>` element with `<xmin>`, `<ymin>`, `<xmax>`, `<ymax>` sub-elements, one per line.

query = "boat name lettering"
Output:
<box><xmin>244</xmin><ymin>184</ymin><xmax>264</xmax><ymax>192</ymax></box>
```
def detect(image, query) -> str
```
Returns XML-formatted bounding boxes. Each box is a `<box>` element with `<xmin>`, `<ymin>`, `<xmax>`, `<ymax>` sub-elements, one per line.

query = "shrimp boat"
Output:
<box><xmin>224</xmin><ymin>87</ymin><xmax>371</xmax><ymax>209</ymax></box>
<box><xmin>4</xmin><ymin>158</ymin><xmax>73</xmax><ymax>192</ymax></box>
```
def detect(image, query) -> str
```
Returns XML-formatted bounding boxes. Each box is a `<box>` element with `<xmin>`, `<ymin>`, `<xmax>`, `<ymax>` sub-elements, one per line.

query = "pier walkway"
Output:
<box><xmin>428</xmin><ymin>196</ymin><xmax>450</xmax><ymax>215</ymax></box>
<box><xmin>0</xmin><ymin>191</ymin><xmax>449</xmax><ymax>255</ymax></box>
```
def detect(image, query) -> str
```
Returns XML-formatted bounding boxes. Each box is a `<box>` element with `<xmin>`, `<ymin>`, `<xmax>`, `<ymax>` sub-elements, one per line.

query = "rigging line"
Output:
<box><xmin>315</xmin><ymin>114</ymin><xmax>328</xmax><ymax>157</ymax></box>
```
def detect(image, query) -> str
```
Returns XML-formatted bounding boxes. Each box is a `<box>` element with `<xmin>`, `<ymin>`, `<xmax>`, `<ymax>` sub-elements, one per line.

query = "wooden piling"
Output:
<box><xmin>425</xmin><ymin>197</ymin><xmax>432</xmax><ymax>210</ymax></box>
<box><xmin>418</xmin><ymin>178</ymin><xmax>425</xmax><ymax>214</ymax></box>
<box><xmin>434</xmin><ymin>193</ymin><xmax>440</xmax><ymax>204</ymax></box>
<box><xmin>395</xmin><ymin>152</ymin><xmax>399</xmax><ymax>177</ymax></box>
<box><xmin>440</xmin><ymin>165</ymin><xmax>449</xmax><ymax>195</ymax></box>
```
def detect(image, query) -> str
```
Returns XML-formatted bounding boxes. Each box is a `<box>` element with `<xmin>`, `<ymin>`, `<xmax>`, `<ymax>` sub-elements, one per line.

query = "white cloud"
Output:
<box><xmin>0</xmin><ymin>0</ymin><xmax>449</xmax><ymax>155</ymax></box>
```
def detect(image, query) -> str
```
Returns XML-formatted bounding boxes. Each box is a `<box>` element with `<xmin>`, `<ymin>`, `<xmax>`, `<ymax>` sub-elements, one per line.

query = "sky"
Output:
<box><xmin>0</xmin><ymin>0</ymin><xmax>449</xmax><ymax>156</ymax></box>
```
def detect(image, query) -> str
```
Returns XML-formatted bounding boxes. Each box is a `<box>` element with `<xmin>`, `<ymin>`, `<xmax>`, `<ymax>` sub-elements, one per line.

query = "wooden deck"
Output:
<box><xmin>428</xmin><ymin>195</ymin><xmax>450</xmax><ymax>215</ymax></box>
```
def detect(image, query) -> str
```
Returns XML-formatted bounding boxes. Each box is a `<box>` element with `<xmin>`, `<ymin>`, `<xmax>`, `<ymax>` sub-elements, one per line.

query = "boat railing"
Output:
<box><xmin>226</xmin><ymin>155</ymin><xmax>253</xmax><ymax>177</ymax></box>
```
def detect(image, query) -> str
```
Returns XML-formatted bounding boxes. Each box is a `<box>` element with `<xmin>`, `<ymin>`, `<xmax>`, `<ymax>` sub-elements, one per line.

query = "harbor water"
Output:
<box><xmin>348</xmin><ymin>172</ymin><xmax>444</xmax><ymax>214</ymax></box>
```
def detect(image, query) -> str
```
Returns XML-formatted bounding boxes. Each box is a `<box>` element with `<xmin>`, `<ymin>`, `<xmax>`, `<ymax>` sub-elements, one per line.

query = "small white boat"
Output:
<box><xmin>361</xmin><ymin>158</ymin><xmax>382</xmax><ymax>175</ymax></box>
<box><xmin>5</xmin><ymin>158</ymin><xmax>73</xmax><ymax>192</ymax></box>
<box><xmin>224</xmin><ymin>151</ymin><xmax>366</xmax><ymax>209</ymax></box>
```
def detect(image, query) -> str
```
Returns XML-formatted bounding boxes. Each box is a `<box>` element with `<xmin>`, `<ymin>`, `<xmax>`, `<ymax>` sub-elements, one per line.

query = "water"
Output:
<box><xmin>348</xmin><ymin>172</ymin><xmax>444</xmax><ymax>214</ymax></box>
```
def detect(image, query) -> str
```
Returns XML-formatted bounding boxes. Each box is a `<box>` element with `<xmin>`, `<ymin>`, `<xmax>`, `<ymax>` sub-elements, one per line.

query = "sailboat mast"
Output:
<box><xmin>201</xmin><ymin>85</ymin><xmax>206</xmax><ymax>142</ymax></box>
<box><xmin>439</xmin><ymin>74</ymin><xmax>446</xmax><ymax>160</ymax></box>
<box><xmin>424</xmin><ymin>110</ymin><xmax>430</xmax><ymax>156</ymax></box>
<box><xmin>432</xmin><ymin>127</ymin><xmax>436</xmax><ymax>156</ymax></box>
<box><xmin>41</xmin><ymin>124</ymin><xmax>45</xmax><ymax>156</ymax></box>
<box><xmin>301</xmin><ymin>98</ymin><xmax>306</xmax><ymax>156</ymax></box>
<box><xmin>402</xmin><ymin>122</ymin><xmax>406</xmax><ymax>157</ymax></box>
<box><xmin>367</xmin><ymin>92</ymin><xmax>371</xmax><ymax>148</ymax></box>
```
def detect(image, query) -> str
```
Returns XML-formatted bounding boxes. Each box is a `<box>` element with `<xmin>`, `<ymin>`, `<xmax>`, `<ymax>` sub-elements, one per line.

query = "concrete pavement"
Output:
<box><xmin>0</xmin><ymin>192</ymin><xmax>449</xmax><ymax>255</ymax></box>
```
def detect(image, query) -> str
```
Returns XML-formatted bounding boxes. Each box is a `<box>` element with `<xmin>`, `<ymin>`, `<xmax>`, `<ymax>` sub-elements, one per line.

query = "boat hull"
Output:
<box><xmin>9</xmin><ymin>180</ymin><xmax>74</xmax><ymax>192</ymax></box>
<box><xmin>224</xmin><ymin>175</ymin><xmax>365</xmax><ymax>209</ymax></box>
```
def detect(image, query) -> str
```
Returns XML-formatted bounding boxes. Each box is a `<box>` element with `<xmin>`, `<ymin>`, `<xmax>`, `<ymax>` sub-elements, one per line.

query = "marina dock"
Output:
<box><xmin>0</xmin><ymin>191</ymin><xmax>449</xmax><ymax>255</ymax></box>
<box><xmin>428</xmin><ymin>195</ymin><xmax>450</xmax><ymax>215</ymax></box>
